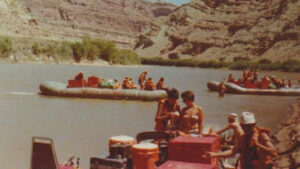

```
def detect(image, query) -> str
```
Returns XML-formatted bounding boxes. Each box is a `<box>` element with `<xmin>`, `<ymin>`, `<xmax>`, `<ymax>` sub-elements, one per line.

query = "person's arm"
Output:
<box><xmin>216</xmin><ymin>124</ymin><xmax>230</xmax><ymax>135</ymax></box>
<box><xmin>155</xmin><ymin>102</ymin><xmax>169</xmax><ymax>122</ymax></box>
<box><xmin>253</xmin><ymin>133</ymin><xmax>277</xmax><ymax>157</ymax></box>
<box><xmin>209</xmin><ymin>149</ymin><xmax>234</xmax><ymax>158</ymax></box>
<box><xmin>206</xmin><ymin>138</ymin><xmax>240</xmax><ymax>158</ymax></box>
<box><xmin>198</xmin><ymin>107</ymin><xmax>204</xmax><ymax>135</ymax></box>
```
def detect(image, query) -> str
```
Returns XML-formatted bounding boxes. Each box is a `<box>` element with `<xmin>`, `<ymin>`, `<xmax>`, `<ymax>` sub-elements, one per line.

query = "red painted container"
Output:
<box><xmin>67</xmin><ymin>79</ymin><xmax>85</xmax><ymax>88</ymax></box>
<box><xmin>157</xmin><ymin>161</ymin><xmax>215</xmax><ymax>169</ymax></box>
<box><xmin>87</xmin><ymin>76</ymin><xmax>100</xmax><ymax>88</ymax></box>
<box><xmin>168</xmin><ymin>136</ymin><xmax>220</xmax><ymax>168</ymax></box>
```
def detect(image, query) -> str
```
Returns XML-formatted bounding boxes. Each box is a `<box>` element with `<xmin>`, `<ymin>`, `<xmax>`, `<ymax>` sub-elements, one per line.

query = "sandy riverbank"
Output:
<box><xmin>273</xmin><ymin>98</ymin><xmax>300</xmax><ymax>169</ymax></box>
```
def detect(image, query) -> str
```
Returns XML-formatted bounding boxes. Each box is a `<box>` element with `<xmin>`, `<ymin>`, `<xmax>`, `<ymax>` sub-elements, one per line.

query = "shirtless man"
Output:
<box><xmin>156</xmin><ymin>77</ymin><xmax>165</xmax><ymax>90</ymax></box>
<box><xmin>179</xmin><ymin>90</ymin><xmax>204</xmax><ymax>135</ymax></box>
<box><xmin>218</xmin><ymin>81</ymin><xmax>226</xmax><ymax>97</ymax></box>
<box><xmin>138</xmin><ymin>71</ymin><xmax>147</xmax><ymax>90</ymax></box>
<box><xmin>114</xmin><ymin>79</ymin><xmax>121</xmax><ymax>89</ymax></box>
<box><xmin>128</xmin><ymin>77</ymin><xmax>137</xmax><ymax>89</ymax></box>
<box><xmin>144</xmin><ymin>77</ymin><xmax>155</xmax><ymax>91</ymax></box>
<box><xmin>215</xmin><ymin>113</ymin><xmax>244</xmax><ymax>145</ymax></box>
<box><xmin>74</xmin><ymin>71</ymin><xmax>84</xmax><ymax>80</ymax></box>
<box><xmin>155</xmin><ymin>88</ymin><xmax>181</xmax><ymax>132</ymax></box>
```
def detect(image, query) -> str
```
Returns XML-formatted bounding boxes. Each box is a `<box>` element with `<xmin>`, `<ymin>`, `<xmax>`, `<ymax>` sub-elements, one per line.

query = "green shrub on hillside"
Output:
<box><xmin>0</xmin><ymin>37</ymin><xmax>13</xmax><ymax>58</ymax></box>
<box><xmin>111</xmin><ymin>49</ymin><xmax>140</xmax><ymax>65</ymax></box>
<box><xmin>56</xmin><ymin>41</ymin><xmax>73</xmax><ymax>60</ymax></box>
<box><xmin>45</xmin><ymin>44</ymin><xmax>56</xmax><ymax>57</ymax></box>
<box><xmin>71</xmin><ymin>42</ymin><xmax>85</xmax><ymax>62</ymax></box>
<box><xmin>69</xmin><ymin>37</ymin><xmax>139</xmax><ymax>64</ymax></box>
<box><xmin>93</xmin><ymin>39</ymin><xmax>117</xmax><ymax>61</ymax></box>
<box><xmin>32</xmin><ymin>42</ymin><xmax>43</xmax><ymax>55</ymax></box>
<box><xmin>82</xmin><ymin>37</ymin><xmax>99</xmax><ymax>62</ymax></box>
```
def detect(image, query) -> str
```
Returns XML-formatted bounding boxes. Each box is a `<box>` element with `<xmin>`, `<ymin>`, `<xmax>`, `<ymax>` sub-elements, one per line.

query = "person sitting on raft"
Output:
<box><xmin>179</xmin><ymin>90</ymin><xmax>204</xmax><ymax>135</ymax></box>
<box><xmin>138</xmin><ymin>71</ymin><xmax>147</xmax><ymax>90</ymax></box>
<box><xmin>206</xmin><ymin>112</ymin><xmax>277</xmax><ymax>169</ymax></box>
<box><xmin>128</xmin><ymin>77</ymin><xmax>138</xmax><ymax>89</ymax></box>
<box><xmin>144</xmin><ymin>77</ymin><xmax>155</xmax><ymax>91</ymax></box>
<box><xmin>74</xmin><ymin>71</ymin><xmax>84</xmax><ymax>80</ymax></box>
<box><xmin>258</xmin><ymin>76</ymin><xmax>270</xmax><ymax>89</ymax></box>
<box><xmin>156</xmin><ymin>77</ymin><xmax>165</xmax><ymax>90</ymax></box>
<box><xmin>114</xmin><ymin>79</ymin><xmax>121</xmax><ymax>89</ymax></box>
<box><xmin>122</xmin><ymin>77</ymin><xmax>131</xmax><ymax>89</ymax></box>
<box><xmin>242</xmin><ymin>70</ymin><xmax>248</xmax><ymax>83</ymax></box>
<box><xmin>253</xmin><ymin>70</ymin><xmax>258</xmax><ymax>81</ymax></box>
<box><xmin>227</xmin><ymin>74</ymin><xmax>235</xmax><ymax>83</ymax></box>
<box><xmin>214</xmin><ymin>113</ymin><xmax>244</xmax><ymax>146</ymax></box>
<box><xmin>155</xmin><ymin>88</ymin><xmax>181</xmax><ymax>132</ymax></box>
<box><xmin>288</xmin><ymin>80</ymin><xmax>292</xmax><ymax>88</ymax></box>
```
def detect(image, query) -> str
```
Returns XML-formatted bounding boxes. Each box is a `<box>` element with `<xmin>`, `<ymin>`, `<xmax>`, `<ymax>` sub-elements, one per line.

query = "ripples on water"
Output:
<box><xmin>0</xmin><ymin>63</ymin><xmax>298</xmax><ymax>169</ymax></box>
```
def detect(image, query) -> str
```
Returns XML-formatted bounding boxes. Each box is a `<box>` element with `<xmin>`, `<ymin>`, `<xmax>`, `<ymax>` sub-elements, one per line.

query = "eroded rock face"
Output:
<box><xmin>273</xmin><ymin>99</ymin><xmax>300</xmax><ymax>169</ymax></box>
<box><xmin>136</xmin><ymin>0</ymin><xmax>300</xmax><ymax>62</ymax></box>
<box><xmin>0</xmin><ymin>0</ymin><xmax>176</xmax><ymax>48</ymax></box>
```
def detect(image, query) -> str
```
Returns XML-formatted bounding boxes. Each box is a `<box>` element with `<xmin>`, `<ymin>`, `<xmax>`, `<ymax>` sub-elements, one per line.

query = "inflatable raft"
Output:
<box><xmin>39</xmin><ymin>81</ymin><xmax>167</xmax><ymax>101</ymax></box>
<box><xmin>207</xmin><ymin>81</ymin><xmax>300</xmax><ymax>96</ymax></box>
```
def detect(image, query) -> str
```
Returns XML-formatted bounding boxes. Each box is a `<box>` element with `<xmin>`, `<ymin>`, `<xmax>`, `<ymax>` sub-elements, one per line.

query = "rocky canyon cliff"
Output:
<box><xmin>135</xmin><ymin>0</ymin><xmax>299</xmax><ymax>62</ymax></box>
<box><xmin>0</xmin><ymin>0</ymin><xmax>176</xmax><ymax>48</ymax></box>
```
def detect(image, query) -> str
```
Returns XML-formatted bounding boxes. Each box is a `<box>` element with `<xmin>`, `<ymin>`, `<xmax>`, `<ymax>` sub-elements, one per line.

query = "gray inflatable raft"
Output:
<box><xmin>39</xmin><ymin>81</ymin><xmax>167</xmax><ymax>101</ymax></box>
<box><xmin>207</xmin><ymin>81</ymin><xmax>300</xmax><ymax>96</ymax></box>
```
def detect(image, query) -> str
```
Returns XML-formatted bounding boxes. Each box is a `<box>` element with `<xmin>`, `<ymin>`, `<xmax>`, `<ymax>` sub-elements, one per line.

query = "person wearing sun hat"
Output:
<box><xmin>206</xmin><ymin>112</ymin><xmax>277</xmax><ymax>169</ymax></box>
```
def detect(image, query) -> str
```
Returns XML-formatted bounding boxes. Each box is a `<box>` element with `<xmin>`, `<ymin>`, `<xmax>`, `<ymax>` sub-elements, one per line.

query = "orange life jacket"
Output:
<box><xmin>239</xmin><ymin>127</ymin><xmax>275</xmax><ymax>169</ymax></box>
<box><xmin>156</xmin><ymin>80</ymin><xmax>164</xmax><ymax>89</ymax></box>
<box><xmin>145</xmin><ymin>80</ymin><xmax>155</xmax><ymax>90</ymax></box>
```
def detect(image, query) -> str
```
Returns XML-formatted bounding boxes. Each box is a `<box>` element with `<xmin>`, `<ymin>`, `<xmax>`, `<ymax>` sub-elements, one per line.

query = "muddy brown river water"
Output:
<box><xmin>0</xmin><ymin>63</ymin><xmax>298</xmax><ymax>169</ymax></box>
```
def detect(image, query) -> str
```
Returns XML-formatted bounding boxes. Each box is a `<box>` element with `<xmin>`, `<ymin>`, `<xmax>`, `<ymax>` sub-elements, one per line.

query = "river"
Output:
<box><xmin>0</xmin><ymin>63</ymin><xmax>298</xmax><ymax>169</ymax></box>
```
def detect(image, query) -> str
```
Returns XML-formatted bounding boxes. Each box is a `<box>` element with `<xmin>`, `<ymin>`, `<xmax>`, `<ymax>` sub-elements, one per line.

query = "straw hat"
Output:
<box><xmin>240</xmin><ymin>112</ymin><xmax>256</xmax><ymax>124</ymax></box>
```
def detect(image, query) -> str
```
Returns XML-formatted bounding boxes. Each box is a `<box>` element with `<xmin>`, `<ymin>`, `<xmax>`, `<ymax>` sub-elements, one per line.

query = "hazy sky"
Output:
<box><xmin>148</xmin><ymin>0</ymin><xmax>191</xmax><ymax>5</ymax></box>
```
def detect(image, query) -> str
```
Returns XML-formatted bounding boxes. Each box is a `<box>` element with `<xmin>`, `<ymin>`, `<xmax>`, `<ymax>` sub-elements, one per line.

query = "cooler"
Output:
<box><xmin>168</xmin><ymin>136</ymin><xmax>220</xmax><ymax>167</ymax></box>
<box><xmin>67</xmin><ymin>79</ymin><xmax>85</xmax><ymax>88</ymax></box>
<box><xmin>131</xmin><ymin>143</ymin><xmax>159</xmax><ymax>169</ymax></box>
<box><xmin>157</xmin><ymin>160</ymin><xmax>215</xmax><ymax>169</ymax></box>
<box><xmin>109</xmin><ymin>135</ymin><xmax>135</xmax><ymax>147</ymax></box>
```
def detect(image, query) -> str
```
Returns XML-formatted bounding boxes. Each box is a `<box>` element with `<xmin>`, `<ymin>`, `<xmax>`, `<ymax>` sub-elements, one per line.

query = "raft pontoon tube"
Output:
<box><xmin>207</xmin><ymin>81</ymin><xmax>300</xmax><ymax>96</ymax></box>
<box><xmin>39</xmin><ymin>81</ymin><xmax>167</xmax><ymax>101</ymax></box>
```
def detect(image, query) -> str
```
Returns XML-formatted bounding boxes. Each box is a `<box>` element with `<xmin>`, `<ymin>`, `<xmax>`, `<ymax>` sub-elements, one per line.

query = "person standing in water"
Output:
<box><xmin>179</xmin><ymin>90</ymin><xmax>204</xmax><ymax>135</ymax></box>
<box><xmin>154</xmin><ymin>88</ymin><xmax>181</xmax><ymax>132</ymax></box>
<box><xmin>218</xmin><ymin>80</ymin><xmax>226</xmax><ymax>97</ymax></box>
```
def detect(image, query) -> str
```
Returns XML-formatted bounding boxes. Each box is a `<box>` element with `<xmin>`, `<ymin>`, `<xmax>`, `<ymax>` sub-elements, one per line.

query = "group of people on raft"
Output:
<box><xmin>226</xmin><ymin>69</ymin><xmax>293</xmax><ymax>89</ymax></box>
<box><xmin>72</xmin><ymin>70</ymin><xmax>165</xmax><ymax>90</ymax></box>
<box><xmin>155</xmin><ymin>88</ymin><xmax>277</xmax><ymax>169</ymax></box>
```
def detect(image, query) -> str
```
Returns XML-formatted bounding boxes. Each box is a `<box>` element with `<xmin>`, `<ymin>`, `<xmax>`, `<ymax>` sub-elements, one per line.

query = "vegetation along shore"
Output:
<box><xmin>1</xmin><ymin>35</ymin><xmax>299</xmax><ymax>72</ymax></box>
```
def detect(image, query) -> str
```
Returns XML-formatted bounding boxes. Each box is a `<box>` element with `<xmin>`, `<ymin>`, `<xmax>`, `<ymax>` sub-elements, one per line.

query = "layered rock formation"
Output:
<box><xmin>135</xmin><ymin>0</ymin><xmax>300</xmax><ymax>62</ymax></box>
<box><xmin>273</xmin><ymin>99</ymin><xmax>300</xmax><ymax>169</ymax></box>
<box><xmin>0</xmin><ymin>0</ymin><xmax>176</xmax><ymax>48</ymax></box>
